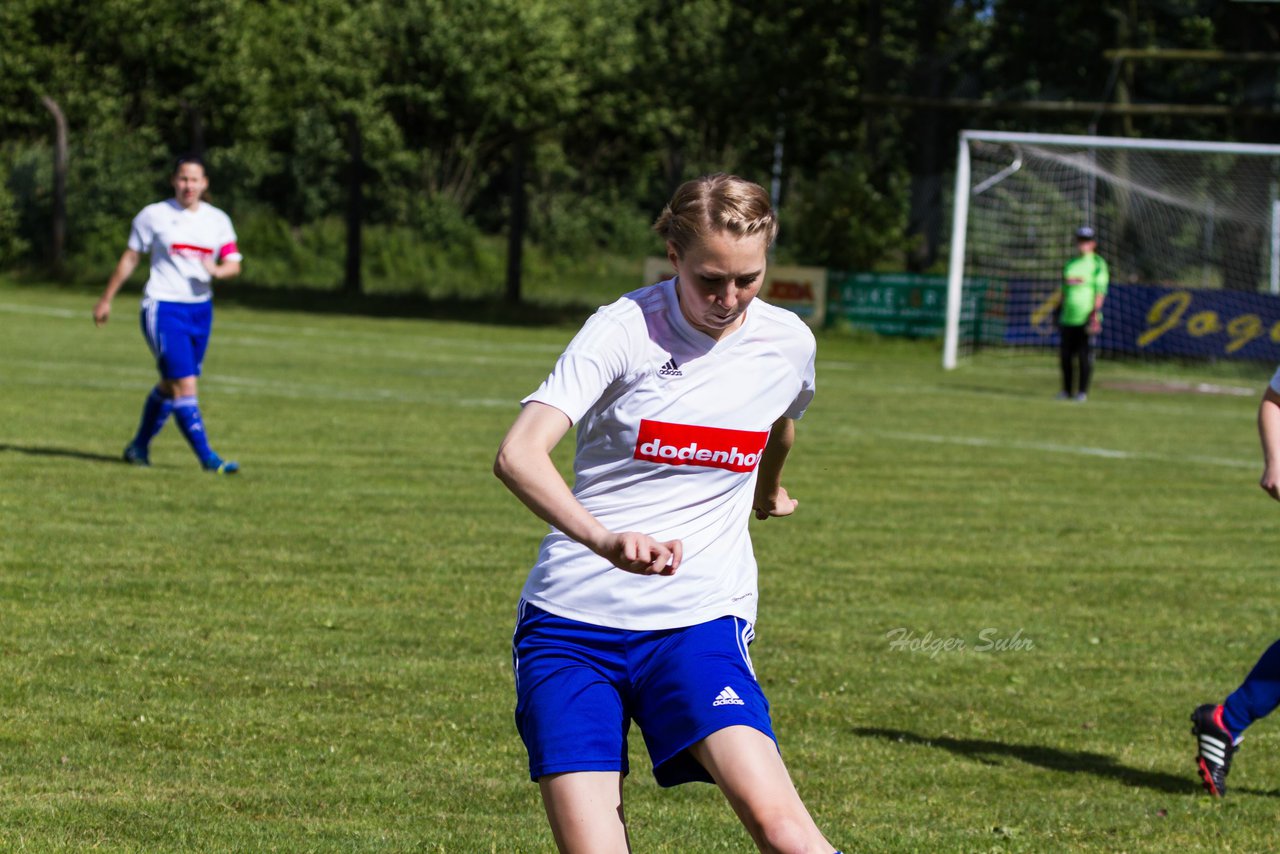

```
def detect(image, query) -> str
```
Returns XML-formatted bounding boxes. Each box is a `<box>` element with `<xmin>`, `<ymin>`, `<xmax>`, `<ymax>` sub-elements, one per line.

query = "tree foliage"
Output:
<box><xmin>2</xmin><ymin>0</ymin><xmax>1279</xmax><ymax>281</ymax></box>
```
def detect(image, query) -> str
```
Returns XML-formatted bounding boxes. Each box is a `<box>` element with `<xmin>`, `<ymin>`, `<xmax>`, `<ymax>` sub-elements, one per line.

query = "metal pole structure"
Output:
<box><xmin>1202</xmin><ymin>199</ymin><xmax>1215</xmax><ymax>288</ymax></box>
<box><xmin>40</xmin><ymin>95</ymin><xmax>67</xmax><ymax>276</ymax></box>
<box><xmin>942</xmin><ymin>131</ymin><xmax>1280</xmax><ymax>365</ymax></box>
<box><xmin>943</xmin><ymin>133</ymin><xmax>971</xmax><ymax>370</ymax></box>
<box><xmin>1271</xmin><ymin>191</ymin><xmax>1279</xmax><ymax>295</ymax></box>
<box><xmin>950</xmin><ymin>130</ymin><xmax>1280</xmax><ymax>157</ymax></box>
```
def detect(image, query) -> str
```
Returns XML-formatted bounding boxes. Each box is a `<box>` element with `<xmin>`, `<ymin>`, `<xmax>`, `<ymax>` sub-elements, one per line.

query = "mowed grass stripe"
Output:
<box><xmin>846</xmin><ymin>427</ymin><xmax>1256</xmax><ymax>469</ymax></box>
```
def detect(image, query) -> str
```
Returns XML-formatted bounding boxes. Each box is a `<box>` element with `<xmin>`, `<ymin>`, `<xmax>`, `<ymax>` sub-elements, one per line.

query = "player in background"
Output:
<box><xmin>495</xmin><ymin>174</ymin><xmax>841</xmax><ymax>853</ymax></box>
<box><xmin>1056</xmin><ymin>225</ymin><xmax>1108</xmax><ymax>402</ymax></box>
<box><xmin>1190</xmin><ymin>373</ymin><xmax>1280</xmax><ymax>797</ymax></box>
<box><xmin>94</xmin><ymin>155</ymin><xmax>242</xmax><ymax>473</ymax></box>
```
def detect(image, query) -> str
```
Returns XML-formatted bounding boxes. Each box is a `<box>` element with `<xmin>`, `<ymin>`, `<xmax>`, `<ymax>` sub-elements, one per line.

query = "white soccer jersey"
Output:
<box><xmin>128</xmin><ymin>199</ymin><xmax>242</xmax><ymax>303</ymax></box>
<box><xmin>519</xmin><ymin>279</ymin><xmax>816</xmax><ymax>631</ymax></box>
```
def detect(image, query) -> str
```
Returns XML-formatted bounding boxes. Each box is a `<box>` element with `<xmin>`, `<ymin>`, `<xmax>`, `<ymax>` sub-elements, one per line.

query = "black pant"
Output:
<box><xmin>1059</xmin><ymin>324</ymin><xmax>1093</xmax><ymax>396</ymax></box>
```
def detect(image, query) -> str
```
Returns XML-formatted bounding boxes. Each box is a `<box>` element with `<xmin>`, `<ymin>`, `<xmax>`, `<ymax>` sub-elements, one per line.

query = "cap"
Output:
<box><xmin>1075</xmin><ymin>226</ymin><xmax>1096</xmax><ymax>241</ymax></box>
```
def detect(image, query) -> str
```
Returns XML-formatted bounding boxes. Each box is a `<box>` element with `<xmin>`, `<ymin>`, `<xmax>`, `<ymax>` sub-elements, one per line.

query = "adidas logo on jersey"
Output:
<box><xmin>633</xmin><ymin>419</ymin><xmax>769</xmax><ymax>473</ymax></box>
<box><xmin>658</xmin><ymin>358</ymin><xmax>683</xmax><ymax>377</ymax></box>
<box><xmin>713</xmin><ymin>685</ymin><xmax>745</xmax><ymax>707</ymax></box>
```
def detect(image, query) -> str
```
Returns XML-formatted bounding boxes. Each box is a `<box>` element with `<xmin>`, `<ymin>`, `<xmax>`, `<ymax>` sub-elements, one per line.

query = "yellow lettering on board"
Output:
<box><xmin>1186</xmin><ymin>311</ymin><xmax>1222</xmax><ymax>337</ymax></box>
<box><xmin>1137</xmin><ymin>290</ymin><xmax>1191</xmax><ymax>347</ymax></box>
<box><xmin>1226</xmin><ymin>314</ymin><xmax>1263</xmax><ymax>354</ymax></box>
<box><xmin>1030</xmin><ymin>291</ymin><xmax>1061</xmax><ymax>332</ymax></box>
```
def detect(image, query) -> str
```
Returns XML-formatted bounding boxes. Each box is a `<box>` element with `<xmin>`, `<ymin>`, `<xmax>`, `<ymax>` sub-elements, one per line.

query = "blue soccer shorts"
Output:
<box><xmin>140</xmin><ymin>298</ymin><xmax>213</xmax><ymax>380</ymax></box>
<box><xmin>512</xmin><ymin>600</ymin><xmax>776</xmax><ymax>787</ymax></box>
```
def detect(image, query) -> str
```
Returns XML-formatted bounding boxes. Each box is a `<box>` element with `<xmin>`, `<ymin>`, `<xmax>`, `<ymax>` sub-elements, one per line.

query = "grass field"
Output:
<box><xmin>1</xmin><ymin>281</ymin><xmax>1278</xmax><ymax>852</ymax></box>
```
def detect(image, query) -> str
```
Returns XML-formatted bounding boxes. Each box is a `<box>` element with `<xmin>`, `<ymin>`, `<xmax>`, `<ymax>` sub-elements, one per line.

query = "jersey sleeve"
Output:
<box><xmin>217</xmin><ymin>214</ymin><xmax>243</xmax><ymax>262</ymax></box>
<box><xmin>1270</xmin><ymin>364</ymin><xmax>1280</xmax><ymax>395</ymax></box>
<box><xmin>127</xmin><ymin>209</ymin><xmax>152</xmax><ymax>254</ymax></box>
<box><xmin>1095</xmin><ymin>257</ymin><xmax>1110</xmax><ymax>294</ymax></box>
<box><xmin>783</xmin><ymin>337</ymin><xmax>816</xmax><ymax>420</ymax></box>
<box><xmin>522</xmin><ymin>309</ymin><xmax>635</xmax><ymax>424</ymax></box>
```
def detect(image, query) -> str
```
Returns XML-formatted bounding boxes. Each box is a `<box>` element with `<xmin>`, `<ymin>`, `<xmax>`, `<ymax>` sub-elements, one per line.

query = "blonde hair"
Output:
<box><xmin>653</xmin><ymin>174</ymin><xmax>778</xmax><ymax>256</ymax></box>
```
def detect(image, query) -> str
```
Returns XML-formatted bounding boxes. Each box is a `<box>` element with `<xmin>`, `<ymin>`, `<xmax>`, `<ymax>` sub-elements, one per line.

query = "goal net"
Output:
<box><xmin>943</xmin><ymin>131</ymin><xmax>1280</xmax><ymax>369</ymax></box>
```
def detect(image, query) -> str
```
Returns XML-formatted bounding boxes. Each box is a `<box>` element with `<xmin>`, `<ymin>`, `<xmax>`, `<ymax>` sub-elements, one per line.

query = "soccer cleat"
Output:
<box><xmin>123</xmin><ymin>444</ymin><xmax>150</xmax><ymax>467</ymax></box>
<box><xmin>1055</xmin><ymin>391</ymin><xmax>1071</xmax><ymax>400</ymax></box>
<box><xmin>1190</xmin><ymin>703</ymin><xmax>1236</xmax><ymax>797</ymax></box>
<box><xmin>202</xmin><ymin>454</ymin><xmax>240</xmax><ymax>475</ymax></box>
<box><xmin>1074</xmin><ymin>392</ymin><xmax>1088</xmax><ymax>403</ymax></box>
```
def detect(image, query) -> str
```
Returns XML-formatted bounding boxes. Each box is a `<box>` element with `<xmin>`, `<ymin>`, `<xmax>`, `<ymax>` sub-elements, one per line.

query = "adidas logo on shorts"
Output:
<box><xmin>658</xmin><ymin>358</ymin><xmax>683</xmax><ymax>377</ymax></box>
<box><xmin>713</xmin><ymin>685</ymin><xmax>745</xmax><ymax>707</ymax></box>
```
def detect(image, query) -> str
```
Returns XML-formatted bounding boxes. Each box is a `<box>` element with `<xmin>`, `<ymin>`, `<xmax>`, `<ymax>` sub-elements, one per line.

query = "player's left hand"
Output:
<box><xmin>202</xmin><ymin>257</ymin><xmax>219</xmax><ymax>278</ymax></box>
<box><xmin>753</xmin><ymin>486</ymin><xmax>798</xmax><ymax>520</ymax></box>
<box><xmin>1261</xmin><ymin>464</ymin><xmax>1280</xmax><ymax>502</ymax></box>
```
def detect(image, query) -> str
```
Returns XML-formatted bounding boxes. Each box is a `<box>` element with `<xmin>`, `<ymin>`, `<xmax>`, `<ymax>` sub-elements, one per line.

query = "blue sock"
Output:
<box><xmin>172</xmin><ymin>395</ymin><xmax>215</xmax><ymax>463</ymax></box>
<box><xmin>1222</xmin><ymin>639</ymin><xmax>1280</xmax><ymax>738</ymax></box>
<box><xmin>131</xmin><ymin>386</ymin><xmax>173</xmax><ymax>449</ymax></box>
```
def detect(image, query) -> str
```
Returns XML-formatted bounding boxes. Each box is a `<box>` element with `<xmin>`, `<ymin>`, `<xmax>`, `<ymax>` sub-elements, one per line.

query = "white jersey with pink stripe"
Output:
<box><xmin>519</xmin><ymin>278</ymin><xmax>816</xmax><ymax>631</ymax></box>
<box><xmin>128</xmin><ymin>198</ymin><xmax>241</xmax><ymax>304</ymax></box>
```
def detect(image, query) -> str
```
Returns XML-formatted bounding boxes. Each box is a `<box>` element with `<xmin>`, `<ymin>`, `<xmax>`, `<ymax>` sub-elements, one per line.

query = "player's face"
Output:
<box><xmin>669</xmin><ymin>230</ymin><xmax>768</xmax><ymax>340</ymax></box>
<box><xmin>1077</xmin><ymin>238</ymin><xmax>1097</xmax><ymax>253</ymax></box>
<box><xmin>172</xmin><ymin>163</ymin><xmax>208</xmax><ymax>209</ymax></box>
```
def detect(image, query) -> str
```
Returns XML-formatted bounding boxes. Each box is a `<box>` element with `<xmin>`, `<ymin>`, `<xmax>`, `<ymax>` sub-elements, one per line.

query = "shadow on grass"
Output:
<box><xmin>216</xmin><ymin>284</ymin><xmax>597</xmax><ymax>327</ymax></box>
<box><xmin>2</xmin><ymin>276</ymin><xmax>598</xmax><ymax>328</ymax></box>
<box><xmin>0</xmin><ymin>443</ymin><xmax>123</xmax><ymax>464</ymax></box>
<box><xmin>851</xmin><ymin>727</ymin><xmax>1280</xmax><ymax>796</ymax></box>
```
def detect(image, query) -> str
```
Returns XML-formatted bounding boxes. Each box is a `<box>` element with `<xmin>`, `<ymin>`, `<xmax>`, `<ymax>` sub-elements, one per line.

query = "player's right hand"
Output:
<box><xmin>599</xmin><ymin>531</ymin><xmax>682</xmax><ymax>576</ymax></box>
<box><xmin>93</xmin><ymin>298</ymin><xmax>111</xmax><ymax>327</ymax></box>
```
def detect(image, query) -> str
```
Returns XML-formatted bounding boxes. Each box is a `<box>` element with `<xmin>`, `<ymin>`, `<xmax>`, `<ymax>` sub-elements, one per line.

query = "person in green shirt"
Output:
<box><xmin>1057</xmin><ymin>226</ymin><xmax>1109</xmax><ymax>402</ymax></box>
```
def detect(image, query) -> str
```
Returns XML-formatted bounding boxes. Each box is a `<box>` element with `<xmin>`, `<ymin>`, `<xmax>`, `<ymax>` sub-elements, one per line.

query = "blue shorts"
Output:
<box><xmin>512</xmin><ymin>601</ymin><xmax>775</xmax><ymax>787</ymax></box>
<box><xmin>140</xmin><ymin>298</ymin><xmax>213</xmax><ymax>380</ymax></box>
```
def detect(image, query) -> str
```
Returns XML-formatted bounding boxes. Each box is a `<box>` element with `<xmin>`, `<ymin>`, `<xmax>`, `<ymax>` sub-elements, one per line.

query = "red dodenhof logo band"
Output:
<box><xmin>633</xmin><ymin>419</ymin><xmax>769</xmax><ymax>472</ymax></box>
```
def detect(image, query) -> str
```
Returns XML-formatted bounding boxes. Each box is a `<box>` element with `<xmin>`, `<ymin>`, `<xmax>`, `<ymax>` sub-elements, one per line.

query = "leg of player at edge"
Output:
<box><xmin>1191</xmin><ymin>639</ymin><xmax>1280</xmax><ymax>797</ymax></box>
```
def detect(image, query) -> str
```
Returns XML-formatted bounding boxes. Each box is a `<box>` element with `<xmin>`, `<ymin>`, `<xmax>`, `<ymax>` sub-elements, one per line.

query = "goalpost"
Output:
<box><xmin>943</xmin><ymin>131</ymin><xmax>1280</xmax><ymax>369</ymax></box>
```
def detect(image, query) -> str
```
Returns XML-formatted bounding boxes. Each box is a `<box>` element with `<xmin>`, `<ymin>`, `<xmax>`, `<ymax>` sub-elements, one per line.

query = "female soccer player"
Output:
<box><xmin>94</xmin><ymin>155</ymin><xmax>241</xmax><ymax>473</ymax></box>
<box><xmin>495</xmin><ymin>174</ymin><xmax>841</xmax><ymax>853</ymax></box>
<box><xmin>1190</xmin><ymin>375</ymin><xmax>1280</xmax><ymax>796</ymax></box>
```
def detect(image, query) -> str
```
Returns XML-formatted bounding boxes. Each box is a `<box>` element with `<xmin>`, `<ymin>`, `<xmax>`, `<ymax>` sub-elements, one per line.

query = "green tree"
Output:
<box><xmin>384</xmin><ymin>0</ymin><xmax>646</xmax><ymax>301</ymax></box>
<box><xmin>239</xmin><ymin>0</ymin><xmax>400</xmax><ymax>292</ymax></box>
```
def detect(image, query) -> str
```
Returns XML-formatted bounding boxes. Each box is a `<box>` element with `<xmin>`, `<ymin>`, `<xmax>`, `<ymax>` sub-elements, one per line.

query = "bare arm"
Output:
<box><xmin>752</xmin><ymin>416</ymin><xmax>799</xmax><ymax>520</ymax></box>
<box><xmin>1259</xmin><ymin>386</ymin><xmax>1280</xmax><ymax>501</ymax></box>
<box><xmin>94</xmin><ymin>248</ymin><xmax>141</xmax><ymax>326</ymax></box>
<box><xmin>494</xmin><ymin>401</ymin><xmax>681</xmax><ymax>575</ymax></box>
<box><xmin>203</xmin><ymin>257</ymin><xmax>241</xmax><ymax>281</ymax></box>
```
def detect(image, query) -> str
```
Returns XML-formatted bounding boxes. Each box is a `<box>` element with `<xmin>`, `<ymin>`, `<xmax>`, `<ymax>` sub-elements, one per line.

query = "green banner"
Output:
<box><xmin>830</xmin><ymin>273</ymin><xmax>947</xmax><ymax>337</ymax></box>
<box><xmin>828</xmin><ymin>272</ymin><xmax>981</xmax><ymax>338</ymax></box>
